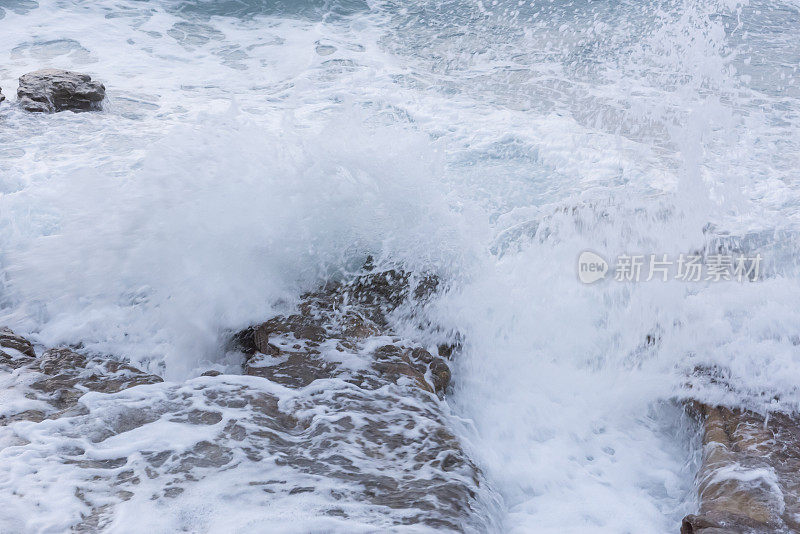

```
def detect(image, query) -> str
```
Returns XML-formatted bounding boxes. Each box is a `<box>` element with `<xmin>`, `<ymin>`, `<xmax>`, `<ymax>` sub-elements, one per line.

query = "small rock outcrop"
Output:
<box><xmin>17</xmin><ymin>69</ymin><xmax>105</xmax><ymax>112</ymax></box>
<box><xmin>0</xmin><ymin>327</ymin><xmax>36</xmax><ymax>365</ymax></box>
<box><xmin>682</xmin><ymin>403</ymin><xmax>800</xmax><ymax>534</ymax></box>
<box><xmin>232</xmin><ymin>261</ymin><xmax>452</xmax><ymax>396</ymax></box>
<box><xmin>1</xmin><ymin>328</ymin><xmax>162</xmax><ymax>424</ymax></box>
<box><xmin>0</xmin><ymin>87</ymin><xmax>5</xmax><ymax>104</ymax></box>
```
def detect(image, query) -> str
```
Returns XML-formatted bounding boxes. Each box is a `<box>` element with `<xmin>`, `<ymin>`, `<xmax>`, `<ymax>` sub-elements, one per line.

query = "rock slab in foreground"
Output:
<box><xmin>682</xmin><ymin>404</ymin><xmax>800</xmax><ymax>534</ymax></box>
<box><xmin>222</xmin><ymin>265</ymin><xmax>489</xmax><ymax>531</ymax></box>
<box><xmin>0</xmin><ymin>265</ymin><xmax>497</xmax><ymax>532</ymax></box>
<box><xmin>1</xmin><ymin>329</ymin><xmax>163</xmax><ymax>424</ymax></box>
<box><xmin>17</xmin><ymin>69</ymin><xmax>105</xmax><ymax>112</ymax></box>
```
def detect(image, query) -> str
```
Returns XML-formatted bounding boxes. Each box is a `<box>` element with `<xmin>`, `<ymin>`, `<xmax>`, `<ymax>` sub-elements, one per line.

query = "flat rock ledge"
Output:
<box><xmin>17</xmin><ymin>69</ymin><xmax>105</xmax><ymax>113</ymax></box>
<box><xmin>0</xmin><ymin>327</ymin><xmax>163</xmax><ymax>424</ymax></box>
<box><xmin>0</xmin><ymin>264</ymin><xmax>497</xmax><ymax>532</ymax></box>
<box><xmin>682</xmin><ymin>403</ymin><xmax>800</xmax><ymax>534</ymax></box>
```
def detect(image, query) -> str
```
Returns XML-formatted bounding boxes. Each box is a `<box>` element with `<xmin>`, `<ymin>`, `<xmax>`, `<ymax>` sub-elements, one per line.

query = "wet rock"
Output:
<box><xmin>252</xmin><ymin>323</ymin><xmax>280</xmax><ymax>355</ymax></box>
<box><xmin>1</xmin><ymin>376</ymin><xmax>497</xmax><ymax>532</ymax></box>
<box><xmin>284</xmin><ymin>257</ymin><xmax>442</xmax><ymax>328</ymax></box>
<box><xmin>0</xmin><ymin>327</ymin><xmax>36</xmax><ymax>368</ymax></box>
<box><xmin>233</xmin><ymin>260</ymin><xmax>451</xmax><ymax>395</ymax></box>
<box><xmin>0</xmin><ymin>332</ymin><xmax>162</xmax><ymax>422</ymax></box>
<box><xmin>438</xmin><ymin>343</ymin><xmax>457</xmax><ymax>358</ymax></box>
<box><xmin>238</xmin><ymin>308</ymin><xmax>449</xmax><ymax>395</ymax></box>
<box><xmin>409</xmin><ymin>347</ymin><xmax>435</xmax><ymax>367</ymax></box>
<box><xmin>347</xmin><ymin>266</ymin><xmax>411</xmax><ymax>309</ymax></box>
<box><xmin>228</xmin><ymin>325</ymin><xmax>260</xmax><ymax>354</ymax></box>
<box><xmin>217</xmin><ymin>264</ymin><xmax>490</xmax><ymax>529</ymax></box>
<box><xmin>404</xmin><ymin>347</ymin><xmax>450</xmax><ymax>395</ymax></box>
<box><xmin>234</xmin><ymin>316</ymin><xmax>327</xmax><ymax>354</ymax></box>
<box><xmin>340</xmin><ymin>310</ymin><xmax>381</xmax><ymax>339</ymax></box>
<box><xmin>245</xmin><ymin>349</ymin><xmax>337</xmax><ymax>388</ymax></box>
<box><xmin>30</xmin><ymin>348</ymin><xmax>162</xmax><ymax>406</ymax></box>
<box><xmin>0</xmin><ymin>327</ymin><xmax>36</xmax><ymax>358</ymax></box>
<box><xmin>429</xmin><ymin>357</ymin><xmax>451</xmax><ymax>394</ymax></box>
<box><xmin>1</xmin><ymin>267</ymin><xmax>495</xmax><ymax>531</ymax></box>
<box><xmin>38</xmin><ymin>347</ymin><xmax>87</xmax><ymax>375</ymax></box>
<box><xmin>17</xmin><ymin>69</ymin><xmax>105</xmax><ymax>113</ymax></box>
<box><xmin>682</xmin><ymin>403</ymin><xmax>800</xmax><ymax>533</ymax></box>
<box><xmin>372</xmin><ymin>345</ymin><xmax>434</xmax><ymax>393</ymax></box>
<box><xmin>340</xmin><ymin>263</ymin><xmax>439</xmax><ymax>324</ymax></box>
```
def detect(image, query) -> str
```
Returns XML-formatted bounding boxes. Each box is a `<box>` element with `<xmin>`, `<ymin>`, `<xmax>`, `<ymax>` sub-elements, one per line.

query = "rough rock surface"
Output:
<box><xmin>0</xmin><ymin>86</ymin><xmax>5</xmax><ymax>103</ymax></box>
<box><xmin>0</xmin><ymin>332</ymin><xmax>163</xmax><ymax>426</ymax></box>
<box><xmin>0</xmin><ymin>264</ymin><xmax>498</xmax><ymax>532</ymax></box>
<box><xmin>234</xmin><ymin>268</ymin><xmax>452</xmax><ymax>397</ymax></box>
<box><xmin>219</xmin><ymin>265</ymin><xmax>489</xmax><ymax>530</ymax></box>
<box><xmin>17</xmin><ymin>69</ymin><xmax>105</xmax><ymax>112</ymax></box>
<box><xmin>682</xmin><ymin>404</ymin><xmax>800</xmax><ymax>534</ymax></box>
<box><xmin>231</xmin><ymin>259</ymin><xmax>449</xmax><ymax>390</ymax></box>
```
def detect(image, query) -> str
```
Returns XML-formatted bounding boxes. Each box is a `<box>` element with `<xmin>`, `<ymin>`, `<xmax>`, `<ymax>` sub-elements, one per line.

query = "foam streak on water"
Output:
<box><xmin>1</xmin><ymin>0</ymin><xmax>800</xmax><ymax>531</ymax></box>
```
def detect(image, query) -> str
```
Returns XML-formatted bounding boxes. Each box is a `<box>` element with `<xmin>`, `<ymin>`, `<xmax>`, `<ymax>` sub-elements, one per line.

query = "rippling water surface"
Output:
<box><xmin>1</xmin><ymin>0</ymin><xmax>800</xmax><ymax>531</ymax></box>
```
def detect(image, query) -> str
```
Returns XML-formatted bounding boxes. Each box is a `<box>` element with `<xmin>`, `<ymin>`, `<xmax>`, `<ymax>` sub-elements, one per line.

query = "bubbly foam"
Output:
<box><xmin>2</xmin><ymin>0</ymin><xmax>800</xmax><ymax>531</ymax></box>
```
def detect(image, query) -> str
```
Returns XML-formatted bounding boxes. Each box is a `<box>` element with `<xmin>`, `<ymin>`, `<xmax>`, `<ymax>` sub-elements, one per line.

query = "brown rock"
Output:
<box><xmin>1</xmin><ymin>327</ymin><xmax>36</xmax><ymax>357</ymax></box>
<box><xmin>245</xmin><ymin>350</ymin><xmax>336</xmax><ymax>388</ymax></box>
<box><xmin>683</xmin><ymin>403</ymin><xmax>800</xmax><ymax>533</ymax></box>
<box><xmin>29</xmin><ymin>348</ymin><xmax>163</xmax><ymax>410</ymax></box>
<box><xmin>341</xmin><ymin>311</ymin><xmax>381</xmax><ymax>339</ymax></box>
<box><xmin>429</xmin><ymin>358</ymin><xmax>451</xmax><ymax>394</ymax></box>
<box><xmin>0</xmin><ymin>339</ymin><xmax>163</xmax><ymax>421</ymax></box>
<box><xmin>260</xmin><ymin>315</ymin><xmax>327</xmax><ymax>343</ymax></box>
<box><xmin>0</xmin><ymin>327</ymin><xmax>37</xmax><ymax>368</ymax></box>
<box><xmin>373</xmin><ymin>345</ymin><xmax>434</xmax><ymax>393</ymax></box>
<box><xmin>232</xmin><ymin>260</ymin><xmax>453</xmax><ymax>396</ymax></box>
<box><xmin>252</xmin><ymin>323</ymin><xmax>280</xmax><ymax>355</ymax></box>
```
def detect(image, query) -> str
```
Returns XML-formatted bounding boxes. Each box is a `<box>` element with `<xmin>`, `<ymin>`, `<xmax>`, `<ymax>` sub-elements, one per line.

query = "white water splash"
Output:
<box><xmin>1</xmin><ymin>0</ymin><xmax>800</xmax><ymax>531</ymax></box>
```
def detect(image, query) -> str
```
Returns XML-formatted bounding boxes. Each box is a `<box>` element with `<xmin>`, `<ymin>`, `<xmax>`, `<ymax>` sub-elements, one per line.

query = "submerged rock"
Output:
<box><xmin>17</xmin><ymin>69</ymin><xmax>105</xmax><ymax>112</ymax></box>
<box><xmin>1</xmin><ymin>371</ymin><xmax>495</xmax><ymax>532</ymax></box>
<box><xmin>31</xmin><ymin>348</ymin><xmax>163</xmax><ymax>410</ymax></box>
<box><xmin>0</xmin><ymin>266</ymin><xmax>495</xmax><ymax>532</ymax></box>
<box><xmin>682</xmin><ymin>404</ymin><xmax>800</xmax><ymax>533</ymax></box>
<box><xmin>0</xmin><ymin>328</ymin><xmax>162</xmax><ymax>424</ymax></box>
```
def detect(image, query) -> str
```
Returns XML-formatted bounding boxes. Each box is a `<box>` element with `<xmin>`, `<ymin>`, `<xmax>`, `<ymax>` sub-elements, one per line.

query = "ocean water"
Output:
<box><xmin>1</xmin><ymin>0</ymin><xmax>799</xmax><ymax>532</ymax></box>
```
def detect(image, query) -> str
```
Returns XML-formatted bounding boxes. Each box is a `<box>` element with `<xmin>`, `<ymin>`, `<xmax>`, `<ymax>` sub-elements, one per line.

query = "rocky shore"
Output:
<box><xmin>4</xmin><ymin>259</ymin><xmax>800</xmax><ymax>531</ymax></box>
<box><xmin>1</xmin><ymin>65</ymin><xmax>796</xmax><ymax>531</ymax></box>
<box><xmin>0</xmin><ymin>263</ymin><xmax>498</xmax><ymax>532</ymax></box>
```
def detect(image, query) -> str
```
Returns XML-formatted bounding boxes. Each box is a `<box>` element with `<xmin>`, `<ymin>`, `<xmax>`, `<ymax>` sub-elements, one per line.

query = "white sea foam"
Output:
<box><xmin>1</xmin><ymin>0</ymin><xmax>800</xmax><ymax>531</ymax></box>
